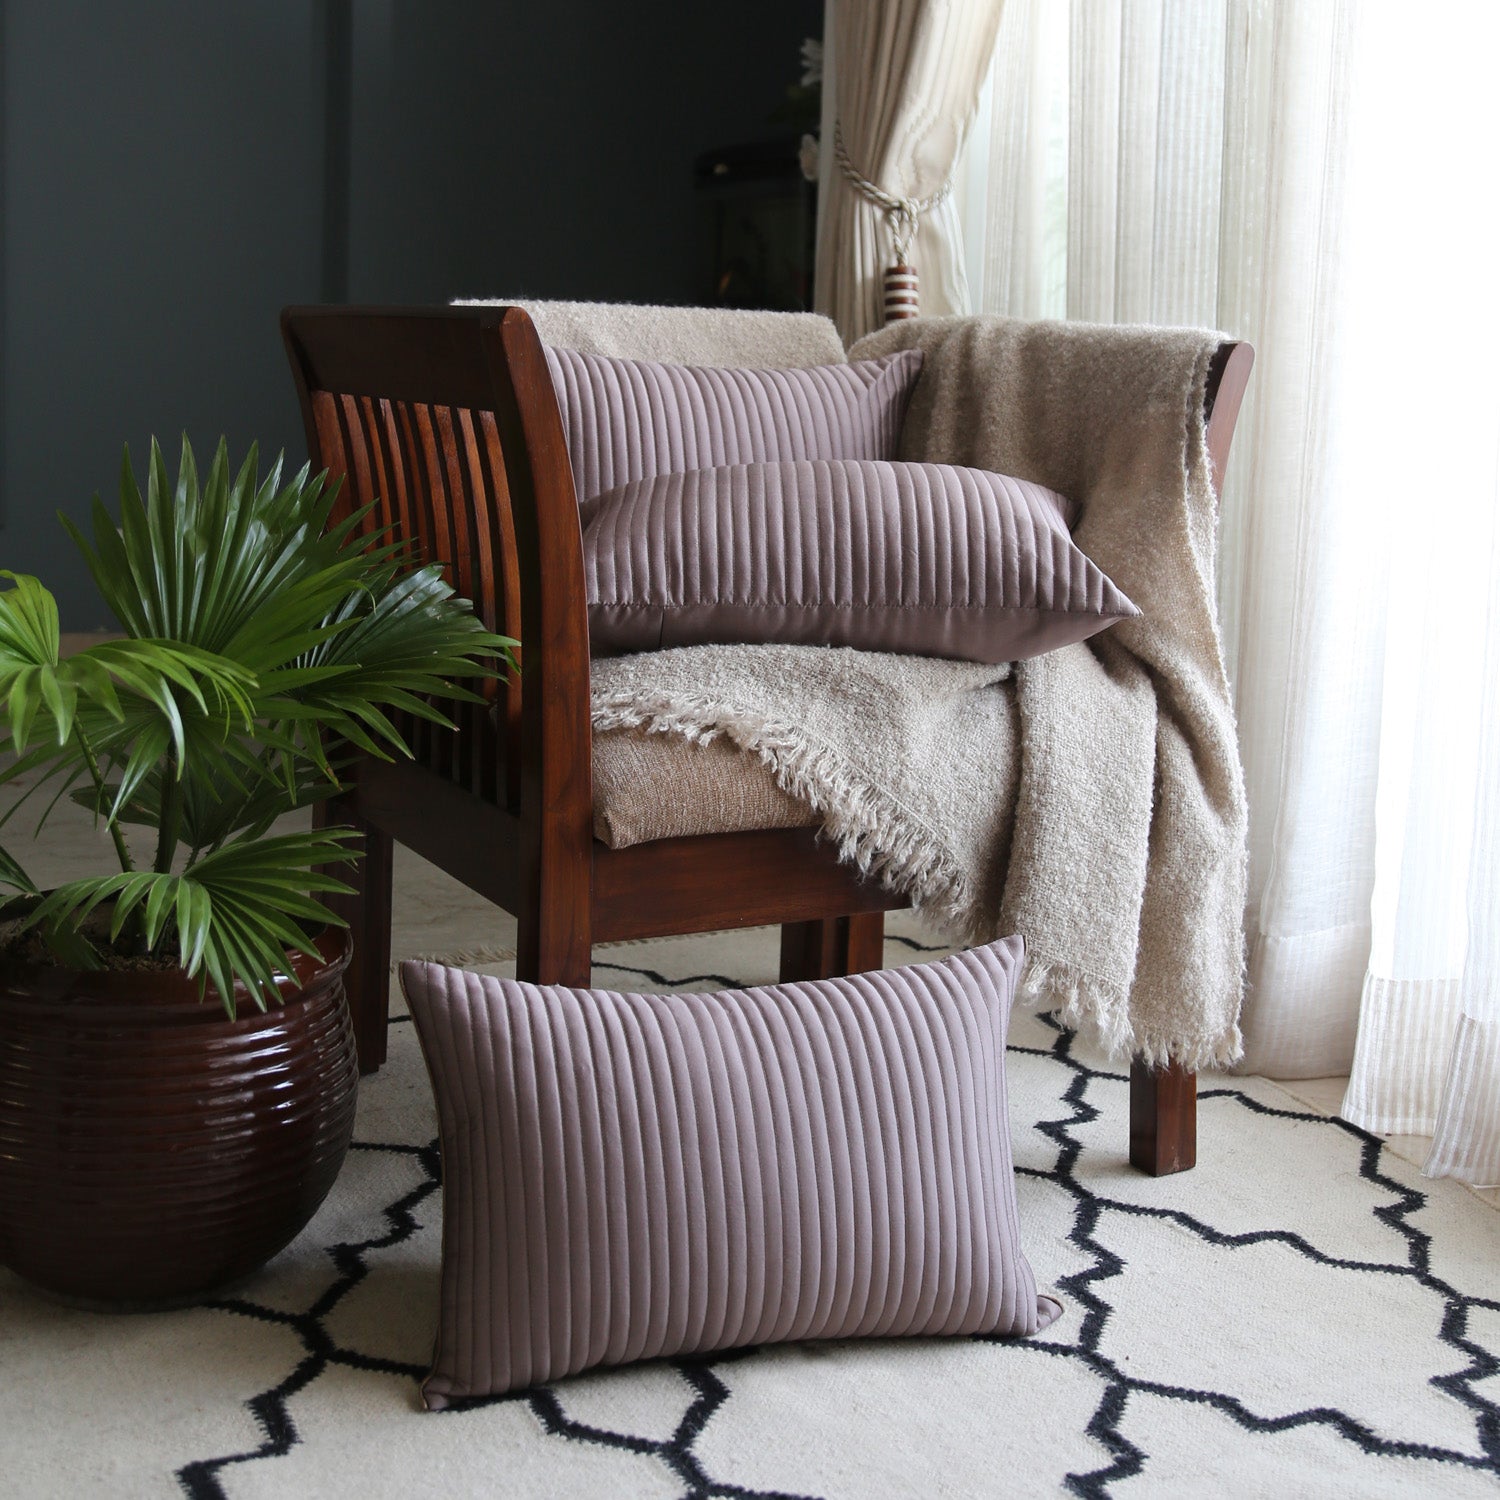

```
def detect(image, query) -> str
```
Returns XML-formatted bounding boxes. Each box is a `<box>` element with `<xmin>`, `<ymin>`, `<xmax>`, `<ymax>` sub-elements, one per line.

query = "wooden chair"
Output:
<box><xmin>281</xmin><ymin>304</ymin><xmax>1253</xmax><ymax>1177</ymax></box>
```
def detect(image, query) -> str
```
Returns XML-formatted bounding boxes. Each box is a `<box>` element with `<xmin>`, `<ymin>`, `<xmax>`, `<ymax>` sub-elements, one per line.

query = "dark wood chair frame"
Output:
<box><xmin>281</xmin><ymin>304</ymin><xmax>1253</xmax><ymax>1177</ymax></box>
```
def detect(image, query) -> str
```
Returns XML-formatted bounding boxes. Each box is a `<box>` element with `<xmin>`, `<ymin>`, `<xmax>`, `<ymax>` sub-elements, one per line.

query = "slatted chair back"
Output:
<box><xmin>280</xmin><ymin>306</ymin><xmax>591</xmax><ymax>837</ymax></box>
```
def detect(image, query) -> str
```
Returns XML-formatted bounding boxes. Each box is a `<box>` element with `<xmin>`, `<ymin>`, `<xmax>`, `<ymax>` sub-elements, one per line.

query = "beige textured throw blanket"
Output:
<box><xmin>592</xmin><ymin>317</ymin><xmax>1246</xmax><ymax>1069</ymax></box>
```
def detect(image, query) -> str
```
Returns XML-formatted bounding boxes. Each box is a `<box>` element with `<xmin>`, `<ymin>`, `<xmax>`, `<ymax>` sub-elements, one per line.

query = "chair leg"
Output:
<box><xmin>1129</xmin><ymin>1058</ymin><xmax>1197</xmax><ymax>1175</ymax></box>
<box><xmin>316</xmin><ymin>795</ymin><xmax>393</xmax><ymax>1077</ymax></box>
<box><xmin>515</xmin><ymin>898</ymin><xmax>593</xmax><ymax>989</ymax></box>
<box><xmin>778</xmin><ymin>913</ymin><xmax>886</xmax><ymax>983</ymax></box>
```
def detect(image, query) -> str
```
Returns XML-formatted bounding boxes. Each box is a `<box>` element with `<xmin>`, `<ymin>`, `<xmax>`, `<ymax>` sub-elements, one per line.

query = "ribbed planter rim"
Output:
<box><xmin>0</xmin><ymin>924</ymin><xmax>351</xmax><ymax>1016</ymax></box>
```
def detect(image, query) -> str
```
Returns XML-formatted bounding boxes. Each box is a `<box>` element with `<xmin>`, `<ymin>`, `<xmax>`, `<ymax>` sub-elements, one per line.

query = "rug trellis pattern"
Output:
<box><xmin>3</xmin><ymin>924</ymin><xmax>1497</xmax><ymax>1500</ymax></box>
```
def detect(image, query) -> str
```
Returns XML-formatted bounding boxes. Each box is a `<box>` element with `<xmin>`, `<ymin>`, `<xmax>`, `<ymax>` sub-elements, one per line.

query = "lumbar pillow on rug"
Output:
<box><xmin>544</xmin><ymin>345</ymin><xmax>923</xmax><ymax>503</ymax></box>
<box><xmin>581</xmin><ymin>458</ymin><xmax>1136</xmax><ymax>663</ymax></box>
<box><xmin>401</xmin><ymin>938</ymin><xmax>1060</xmax><ymax>1408</ymax></box>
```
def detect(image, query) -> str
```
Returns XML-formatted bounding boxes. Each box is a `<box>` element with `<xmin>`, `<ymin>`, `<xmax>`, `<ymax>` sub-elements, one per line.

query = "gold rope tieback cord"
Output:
<box><xmin>832</xmin><ymin>121</ymin><xmax>953</xmax><ymax>322</ymax></box>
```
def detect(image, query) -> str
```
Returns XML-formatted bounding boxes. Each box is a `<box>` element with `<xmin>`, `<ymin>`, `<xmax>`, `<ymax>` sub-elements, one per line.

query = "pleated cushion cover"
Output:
<box><xmin>582</xmin><ymin>458</ymin><xmax>1136</xmax><ymax>664</ymax></box>
<box><xmin>401</xmin><ymin>938</ymin><xmax>1061</xmax><ymax>1407</ymax></box>
<box><xmin>543</xmin><ymin>344</ymin><xmax>923</xmax><ymax>503</ymax></box>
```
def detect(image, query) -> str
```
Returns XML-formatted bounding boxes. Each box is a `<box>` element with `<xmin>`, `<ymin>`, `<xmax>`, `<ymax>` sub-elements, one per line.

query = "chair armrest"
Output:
<box><xmin>488</xmin><ymin>309</ymin><xmax>595</xmax><ymax>967</ymax></box>
<box><xmin>1204</xmin><ymin>341</ymin><xmax>1255</xmax><ymax>499</ymax></box>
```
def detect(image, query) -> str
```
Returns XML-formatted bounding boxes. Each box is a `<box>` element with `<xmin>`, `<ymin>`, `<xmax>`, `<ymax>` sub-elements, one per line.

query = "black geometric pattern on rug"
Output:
<box><xmin>175</xmin><ymin>1108</ymin><xmax>445</xmax><ymax>1500</ymax></box>
<box><xmin>988</xmin><ymin>1020</ymin><xmax>1500</xmax><ymax>1498</ymax></box>
<box><xmin>175</xmin><ymin>977</ymin><xmax>1500</xmax><ymax>1499</ymax></box>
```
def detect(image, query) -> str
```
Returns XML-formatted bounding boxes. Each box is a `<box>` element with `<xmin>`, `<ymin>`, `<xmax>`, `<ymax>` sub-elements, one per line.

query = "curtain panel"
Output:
<box><xmin>958</xmin><ymin>0</ymin><xmax>1500</xmax><ymax>1186</ymax></box>
<box><xmin>815</xmin><ymin>0</ymin><xmax>1003</xmax><ymax>344</ymax></box>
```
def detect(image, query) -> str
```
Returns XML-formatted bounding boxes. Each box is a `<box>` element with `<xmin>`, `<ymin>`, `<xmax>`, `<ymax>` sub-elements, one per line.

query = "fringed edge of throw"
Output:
<box><xmin>1022</xmin><ymin>951</ymin><xmax>1244</xmax><ymax>1071</ymax></box>
<box><xmin>592</xmin><ymin>689</ymin><xmax>993</xmax><ymax>944</ymax></box>
<box><xmin>1018</xmin><ymin>955</ymin><xmax>1136</xmax><ymax>1061</ymax></box>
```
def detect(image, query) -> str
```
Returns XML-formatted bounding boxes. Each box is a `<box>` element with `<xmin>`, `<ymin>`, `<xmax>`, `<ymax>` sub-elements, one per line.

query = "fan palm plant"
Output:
<box><xmin>0</xmin><ymin>436</ymin><xmax>514</xmax><ymax>1013</ymax></box>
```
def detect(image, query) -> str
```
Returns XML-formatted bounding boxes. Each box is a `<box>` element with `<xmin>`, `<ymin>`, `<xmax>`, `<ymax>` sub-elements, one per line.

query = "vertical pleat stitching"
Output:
<box><xmin>616</xmin><ymin>993</ymin><xmax>674</xmax><ymax>1364</ymax></box>
<box><xmin>778</xmin><ymin>980</ymin><xmax>851</xmax><ymax>1339</ymax></box>
<box><xmin>571</xmin><ymin>992</ymin><xmax>619</xmax><ymax>1369</ymax></box>
<box><xmin>865</xmin><ymin>967</ymin><xmax>953</xmax><ymax>1336</ymax></box>
<box><xmin>545</xmin><ymin>347</ymin><xmax>918</xmax><ymax>508</ymax></box>
<box><xmin>718</xmin><ymin>993</ymin><xmax>779</xmax><ymax>1348</ymax></box>
<box><xmin>406</xmin><ymin>942</ymin><xmax>1041</xmax><ymax>1395</ymax></box>
<box><xmin>595</xmin><ymin>992</ymin><xmax>651</xmax><ymax>1368</ymax></box>
<box><xmin>732</xmin><ymin>989</ymin><xmax>801</xmax><ymax>1345</ymax></box>
<box><xmin>692</xmin><ymin>998</ymin><xmax>754</xmax><ymax>1352</ymax></box>
<box><xmin>537</xmin><ymin>987</ymin><xmax>584</xmax><ymax>1377</ymax></box>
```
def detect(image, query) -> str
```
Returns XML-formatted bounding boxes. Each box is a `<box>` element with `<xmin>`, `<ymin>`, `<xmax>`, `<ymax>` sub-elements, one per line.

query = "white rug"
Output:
<box><xmin>2</xmin><ymin>829</ymin><xmax>1498</xmax><ymax>1497</ymax></box>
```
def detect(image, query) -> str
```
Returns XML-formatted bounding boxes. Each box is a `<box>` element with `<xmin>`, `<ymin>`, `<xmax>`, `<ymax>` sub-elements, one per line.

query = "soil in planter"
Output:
<box><xmin>0</xmin><ymin>906</ymin><xmax>183</xmax><ymax>972</ymax></box>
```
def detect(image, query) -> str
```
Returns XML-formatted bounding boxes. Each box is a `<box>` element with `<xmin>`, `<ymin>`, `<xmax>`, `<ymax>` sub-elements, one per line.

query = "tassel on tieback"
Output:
<box><xmin>883</xmin><ymin>266</ymin><xmax>920</xmax><ymax>321</ymax></box>
<box><xmin>833</xmin><ymin>122</ymin><xmax>952</xmax><ymax>324</ymax></box>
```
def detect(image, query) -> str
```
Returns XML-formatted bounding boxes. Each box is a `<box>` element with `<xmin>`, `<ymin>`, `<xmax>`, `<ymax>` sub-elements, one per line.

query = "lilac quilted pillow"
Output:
<box><xmin>402</xmin><ymin>938</ymin><xmax>1060</xmax><ymax>1407</ymax></box>
<box><xmin>544</xmin><ymin>345</ymin><xmax>923</xmax><ymax>502</ymax></box>
<box><xmin>582</xmin><ymin>459</ymin><xmax>1136</xmax><ymax>664</ymax></box>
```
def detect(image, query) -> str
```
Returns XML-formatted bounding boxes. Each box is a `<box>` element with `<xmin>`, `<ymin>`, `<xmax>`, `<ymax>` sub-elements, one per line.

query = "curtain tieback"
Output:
<box><xmin>833</xmin><ymin>121</ymin><xmax>952</xmax><ymax>322</ymax></box>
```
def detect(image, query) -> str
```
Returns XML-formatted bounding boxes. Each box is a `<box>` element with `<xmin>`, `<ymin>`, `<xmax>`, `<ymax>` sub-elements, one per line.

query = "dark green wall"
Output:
<box><xmin>0</xmin><ymin>0</ymin><xmax>820</xmax><ymax>624</ymax></box>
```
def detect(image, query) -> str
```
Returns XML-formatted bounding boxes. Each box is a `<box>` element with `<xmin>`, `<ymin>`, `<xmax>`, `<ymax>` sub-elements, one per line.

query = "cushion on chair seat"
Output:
<box><xmin>583</xmin><ymin>459</ymin><xmax>1136</xmax><ymax>665</ymax></box>
<box><xmin>592</xmin><ymin>726</ymin><xmax>818</xmax><ymax>846</ymax></box>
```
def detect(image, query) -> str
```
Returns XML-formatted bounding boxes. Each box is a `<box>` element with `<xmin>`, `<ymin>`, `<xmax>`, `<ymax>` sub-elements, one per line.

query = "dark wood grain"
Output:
<box><xmin>492</xmin><ymin>309</ymin><xmax>596</xmax><ymax>990</ymax></box>
<box><xmin>1130</xmin><ymin>1059</ymin><xmax>1198</xmax><ymax>1175</ymax></box>
<box><xmin>592</xmin><ymin>827</ymin><xmax>903</xmax><ymax>944</ymax></box>
<box><xmin>779</xmin><ymin>914</ymin><xmax>887</xmax><ymax>983</ymax></box>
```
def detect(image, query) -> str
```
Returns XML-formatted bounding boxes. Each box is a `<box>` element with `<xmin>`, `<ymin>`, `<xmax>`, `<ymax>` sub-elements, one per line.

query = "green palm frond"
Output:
<box><xmin>25</xmin><ymin>828</ymin><xmax>360</xmax><ymax>1015</ymax></box>
<box><xmin>65</xmin><ymin>438</ymin><xmax>343</xmax><ymax>651</ymax></box>
<box><xmin>261</xmin><ymin>562</ymin><xmax>512</xmax><ymax>767</ymax></box>
<box><xmin>5</xmin><ymin>436</ymin><xmax>512</xmax><ymax>1010</ymax></box>
<box><xmin>67</xmin><ymin>691</ymin><xmax>295</xmax><ymax>830</ymax></box>
<box><xmin>0</xmin><ymin>571</ymin><xmax>65</xmax><ymax>751</ymax></box>
<box><xmin>0</xmin><ymin>842</ymin><xmax>39</xmax><ymax>897</ymax></box>
<box><xmin>0</xmin><ymin>572</ymin><xmax>255</xmax><ymax>758</ymax></box>
<box><xmin>71</xmin><ymin>743</ymin><xmax>345</xmax><ymax>853</ymax></box>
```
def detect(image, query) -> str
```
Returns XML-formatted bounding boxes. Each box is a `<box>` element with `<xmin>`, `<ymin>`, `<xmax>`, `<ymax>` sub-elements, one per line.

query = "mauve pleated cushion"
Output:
<box><xmin>544</xmin><ymin>345</ymin><xmax>923</xmax><ymax>502</ymax></box>
<box><xmin>582</xmin><ymin>459</ymin><xmax>1137</xmax><ymax>664</ymax></box>
<box><xmin>402</xmin><ymin>938</ymin><xmax>1061</xmax><ymax>1407</ymax></box>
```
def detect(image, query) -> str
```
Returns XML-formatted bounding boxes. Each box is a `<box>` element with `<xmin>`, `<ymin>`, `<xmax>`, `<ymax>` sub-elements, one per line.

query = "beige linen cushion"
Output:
<box><xmin>590</xmin><ymin>673</ymin><xmax>1020</xmax><ymax>852</ymax></box>
<box><xmin>591</xmin><ymin>727</ymin><xmax>816</xmax><ymax>847</ymax></box>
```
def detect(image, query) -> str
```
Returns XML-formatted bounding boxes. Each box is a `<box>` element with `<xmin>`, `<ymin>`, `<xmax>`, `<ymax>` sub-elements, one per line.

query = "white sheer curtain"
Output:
<box><xmin>958</xmin><ymin>0</ymin><xmax>1500</xmax><ymax>1185</ymax></box>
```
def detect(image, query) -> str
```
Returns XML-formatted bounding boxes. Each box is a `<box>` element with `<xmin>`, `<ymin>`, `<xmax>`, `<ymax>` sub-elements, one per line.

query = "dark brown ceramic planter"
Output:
<box><xmin>0</xmin><ymin>927</ymin><xmax>358</xmax><ymax>1305</ymax></box>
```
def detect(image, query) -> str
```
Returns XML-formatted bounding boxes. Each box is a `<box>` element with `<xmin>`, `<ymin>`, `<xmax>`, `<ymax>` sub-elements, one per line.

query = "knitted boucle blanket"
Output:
<box><xmin>591</xmin><ymin>316</ymin><xmax>1247</xmax><ymax>1070</ymax></box>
